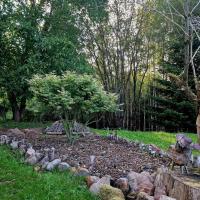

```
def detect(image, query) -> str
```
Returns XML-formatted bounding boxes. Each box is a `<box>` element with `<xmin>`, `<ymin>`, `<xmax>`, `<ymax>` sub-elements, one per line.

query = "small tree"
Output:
<box><xmin>29</xmin><ymin>71</ymin><xmax>118</xmax><ymax>125</ymax></box>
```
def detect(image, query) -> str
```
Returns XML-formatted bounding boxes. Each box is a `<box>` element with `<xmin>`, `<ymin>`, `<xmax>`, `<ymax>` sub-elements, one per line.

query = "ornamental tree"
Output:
<box><xmin>29</xmin><ymin>71</ymin><xmax>118</xmax><ymax>123</ymax></box>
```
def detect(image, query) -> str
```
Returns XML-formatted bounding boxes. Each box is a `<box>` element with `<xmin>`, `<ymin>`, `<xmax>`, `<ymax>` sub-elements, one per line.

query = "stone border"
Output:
<box><xmin>0</xmin><ymin>133</ymin><xmax>177</xmax><ymax>200</ymax></box>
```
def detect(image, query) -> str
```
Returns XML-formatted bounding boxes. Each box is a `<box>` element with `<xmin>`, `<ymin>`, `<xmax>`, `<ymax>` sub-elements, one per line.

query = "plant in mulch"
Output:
<box><xmin>29</xmin><ymin>71</ymin><xmax>118</xmax><ymax>143</ymax></box>
<box><xmin>63</xmin><ymin>120</ymin><xmax>80</xmax><ymax>145</ymax></box>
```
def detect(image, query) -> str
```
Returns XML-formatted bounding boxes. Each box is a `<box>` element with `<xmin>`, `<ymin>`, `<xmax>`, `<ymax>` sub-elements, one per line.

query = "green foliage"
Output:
<box><xmin>0</xmin><ymin>0</ymin><xmax>93</xmax><ymax>121</ymax></box>
<box><xmin>149</xmin><ymin>78</ymin><xmax>196</xmax><ymax>132</ymax></box>
<box><xmin>29</xmin><ymin>71</ymin><xmax>118</xmax><ymax>123</ymax></box>
<box><xmin>0</xmin><ymin>146</ymin><xmax>98</xmax><ymax>200</ymax></box>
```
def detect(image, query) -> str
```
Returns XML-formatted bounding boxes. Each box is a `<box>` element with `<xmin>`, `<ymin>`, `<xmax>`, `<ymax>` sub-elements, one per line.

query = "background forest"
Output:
<box><xmin>0</xmin><ymin>0</ymin><xmax>200</xmax><ymax>133</ymax></box>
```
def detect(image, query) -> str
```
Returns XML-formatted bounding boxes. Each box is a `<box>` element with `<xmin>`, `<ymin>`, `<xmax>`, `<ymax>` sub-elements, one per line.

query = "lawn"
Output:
<box><xmin>0</xmin><ymin>146</ymin><xmax>98</xmax><ymax>200</ymax></box>
<box><xmin>94</xmin><ymin>129</ymin><xmax>198</xmax><ymax>151</ymax></box>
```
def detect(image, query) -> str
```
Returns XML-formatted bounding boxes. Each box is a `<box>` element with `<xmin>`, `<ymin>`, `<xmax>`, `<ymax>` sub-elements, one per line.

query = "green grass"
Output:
<box><xmin>0</xmin><ymin>146</ymin><xmax>98</xmax><ymax>200</ymax></box>
<box><xmin>0</xmin><ymin>120</ymin><xmax>51</xmax><ymax>129</ymax></box>
<box><xmin>94</xmin><ymin>129</ymin><xmax>198</xmax><ymax>151</ymax></box>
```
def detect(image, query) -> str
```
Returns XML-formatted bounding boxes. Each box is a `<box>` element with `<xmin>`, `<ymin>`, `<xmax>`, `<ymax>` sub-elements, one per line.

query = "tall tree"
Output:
<box><xmin>78</xmin><ymin>0</ymin><xmax>159</xmax><ymax>130</ymax></box>
<box><xmin>0</xmin><ymin>0</ymin><xmax>93</xmax><ymax>121</ymax></box>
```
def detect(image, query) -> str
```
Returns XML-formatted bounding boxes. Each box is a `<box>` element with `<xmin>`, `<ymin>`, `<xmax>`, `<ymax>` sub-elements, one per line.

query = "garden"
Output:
<box><xmin>1</xmin><ymin>0</ymin><xmax>200</xmax><ymax>200</ymax></box>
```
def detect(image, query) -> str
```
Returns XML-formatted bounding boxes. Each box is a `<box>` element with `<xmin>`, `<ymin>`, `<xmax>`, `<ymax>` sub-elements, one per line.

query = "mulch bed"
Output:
<box><xmin>0</xmin><ymin>129</ymin><xmax>168</xmax><ymax>179</ymax></box>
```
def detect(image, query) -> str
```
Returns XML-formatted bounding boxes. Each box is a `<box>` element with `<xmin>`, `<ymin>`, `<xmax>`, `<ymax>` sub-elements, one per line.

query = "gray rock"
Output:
<box><xmin>25</xmin><ymin>155</ymin><xmax>38</xmax><ymax>165</ymax></box>
<box><xmin>46</xmin><ymin>158</ymin><xmax>61</xmax><ymax>171</ymax></box>
<box><xmin>192</xmin><ymin>155</ymin><xmax>200</xmax><ymax>168</ymax></box>
<box><xmin>89</xmin><ymin>175</ymin><xmax>111</xmax><ymax>194</ymax></box>
<box><xmin>19</xmin><ymin>144</ymin><xmax>27</xmax><ymax>155</ymax></box>
<box><xmin>25</xmin><ymin>147</ymin><xmax>35</xmax><ymax>158</ymax></box>
<box><xmin>58</xmin><ymin>162</ymin><xmax>71</xmax><ymax>171</ymax></box>
<box><xmin>10</xmin><ymin>140</ymin><xmax>19</xmax><ymax>149</ymax></box>
<box><xmin>39</xmin><ymin>155</ymin><xmax>49</xmax><ymax>167</ymax></box>
<box><xmin>35</xmin><ymin>152</ymin><xmax>44</xmax><ymax>161</ymax></box>
<box><xmin>0</xmin><ymin>135</ymin><xmax>8</xmax><ymax>145</ymax></box>
<box><xmin>160</xmin><ymin>195</ymin><xmax>176</xmax><ymax>200</ymax></box>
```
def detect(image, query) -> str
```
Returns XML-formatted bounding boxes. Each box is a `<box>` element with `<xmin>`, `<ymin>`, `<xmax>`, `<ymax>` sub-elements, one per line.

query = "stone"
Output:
<box><xmin>25</xmin><ymin>147</ymin><xmax>36</xmax><ymax>158</ymax></box>
<box><xmin>46</xmin><ymin>159</ymin><xmax>61</xmax><ymax>171</ymax></box>
<box><xmin>89</xmin><ymin>175</ymin><xmax>111</xmax><ymax>194</ymax></box>
<box><xmin>127</xmin><ymin>171</ymin><xmax>154</xmax><ymax>197</ymax></box>
<box><xmin>0</xmin><ymin>135</ymin><xmax>8</xmax><ymax>145</ymax></box>
<box><xmin>71</xmin><ymin>121</ymin><xmax>90</xmax><ymax>135</ymax></box>
<box><xmin>160</xmin><ymin>195</ymin><xmax>176</xmax><ymax>200</ymax></box>
<box><xmin>76</xmin><ymin>167</ymin><xmax>90</xmax><ymax>176</ymax></box>
<box><xmin>48</xmin><ymin>147</ymin><xmax>56</xmax><ymax>161</ymax></box>
<box><xmin>19</xmin><ymin>144</ymin><xmax>27</xmax><ymax>155</ymax></box>
<box><xmin>86</xmin><ymin>176</ymin><xmax>100</xmax><ymax>187</ymax></box>
<box><xmin>35</xmin><ymin>152</ymin><xmax>44</xmax><ymax>161</ymax></box>
<box><xmin>192</xmin><ymin>155</ymin><xmax>200</xmax><ymax>168</ymax></box>
<box><xmin>25</xmin><ymin>155</ymin><xmax>38</xmax><ymax>165</ymax></box>
<box><xmin>115</xmin><ymin>178</ymin><xmax>129</xmax><ymax>193</ymax></box>
<box><xmin>10</xmin><ymin>140</ymin><xmax>19</xmax><ymax>149</ymax></box>
<box><xmin>70</xmin><ymin>167</ymin><xmax>78</xmax><ymax>174</ymax></box>
<box><xmin>44</xmin><ymin>121</ymin><xmax>65</xmax><ymax>135</ymax></box>
<box><xmin>135</xmin><ymin>192</ymin><xmax>154</xmax><ymax>200</ymax></box>
<box><xmin>58</xmin><ymin>162</ymin><xmax>71</xmax><ymax>171</ymax></box>
<box><xmin>39</xmin><ymin>155</ymin><xmax>49</xmax><ymax>167</ymax></box>
<box><xmin>99</xmin><ymin>184</ymin><xmax>125</xmax><ymax>200</ymax></box>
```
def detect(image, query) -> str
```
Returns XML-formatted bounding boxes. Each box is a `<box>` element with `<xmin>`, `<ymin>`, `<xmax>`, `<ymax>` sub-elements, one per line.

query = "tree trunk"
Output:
<box><xmin>161</xmin><ymin>171</ymin><xmax>200</xmax><ymax>200</ymax></box>
<box><xmin>12</xmin><ymin>106</ymin><xmax>21</xmax><ymax>122</ymax></box>
<box><xmin>8</xmin><ymin>92</ymin><xmax>26</xmax><ymax>122</ymax></box>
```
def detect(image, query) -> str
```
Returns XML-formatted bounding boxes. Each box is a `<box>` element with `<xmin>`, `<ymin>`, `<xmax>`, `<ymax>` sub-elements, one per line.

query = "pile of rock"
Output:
<box><xmin>71</xmin><ymin>121</ymin><xmax>91</xmax><ymax>135</ymax></box>
<box><xmin>86</xmin><ymin>167</ymin><xmax>176</xmax><ymax>200</ymax></box>
<box><xmin>44</xmin><ymin>121</ymin><xmax>65</xmax><ymax>135</ymax></box>
<box><xmin>44</xmin><ymin>121</ymin><xmax>91</xmax><ymax>136</ymax></box>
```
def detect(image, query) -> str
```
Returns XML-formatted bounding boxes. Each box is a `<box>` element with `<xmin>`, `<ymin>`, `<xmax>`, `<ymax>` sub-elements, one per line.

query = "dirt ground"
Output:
<box><xmin>0</xmin><ymin>128</ymin><xmax>168</xmax><ymax>179</ymax></box>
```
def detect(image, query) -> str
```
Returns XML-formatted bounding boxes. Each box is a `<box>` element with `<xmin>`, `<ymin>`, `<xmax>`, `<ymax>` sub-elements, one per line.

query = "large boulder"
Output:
<box><xmin>89</xmin><ymin>175</ymin><xmax>111</xmax><ymax>194</ymax></box>
<box><xmin>127</xmin><ymin>171</ymin><xmax>154</xmax><ymax>197</ymax></box>
<box><xmin>99</xmin><ymin>184</ymin><xmax>125</xmax><ymax>200</ymax></box>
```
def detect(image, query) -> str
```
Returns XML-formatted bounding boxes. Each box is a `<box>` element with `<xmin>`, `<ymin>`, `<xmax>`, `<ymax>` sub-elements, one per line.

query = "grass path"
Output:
<box><xmin>0</xmin><ymin>146</ymin><xmax>98</xmax><ymax>200</ymax></box>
